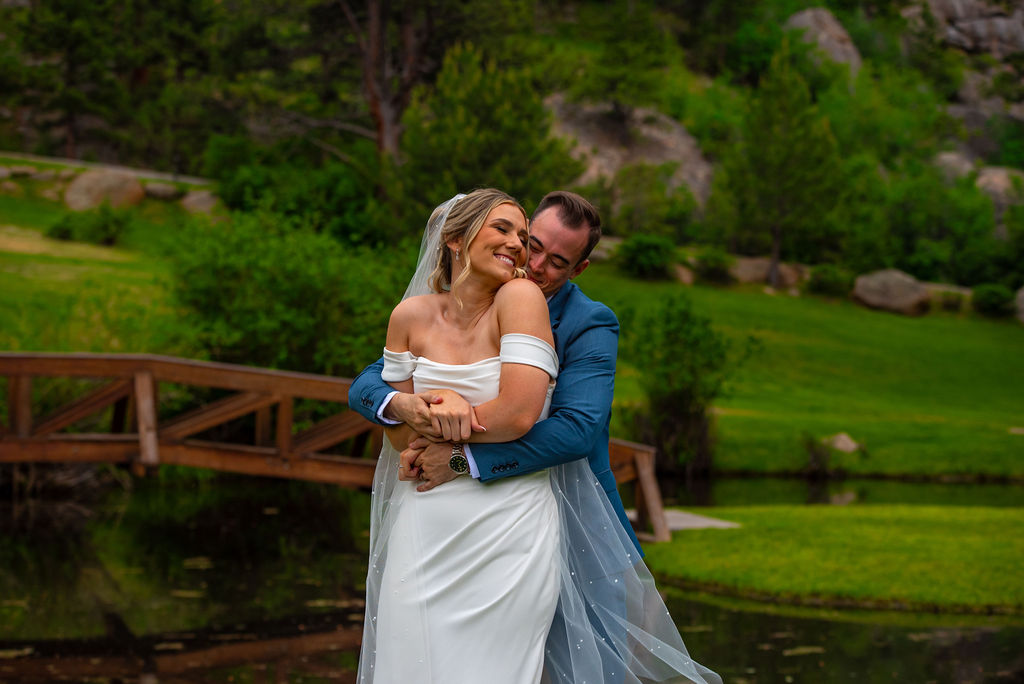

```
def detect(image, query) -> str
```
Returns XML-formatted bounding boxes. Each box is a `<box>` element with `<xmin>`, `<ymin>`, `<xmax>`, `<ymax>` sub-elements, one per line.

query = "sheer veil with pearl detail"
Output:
<box><xmin>357</xmin><ymin>194</ymin><xmax>721</xmax><ymax>684</ymax></box>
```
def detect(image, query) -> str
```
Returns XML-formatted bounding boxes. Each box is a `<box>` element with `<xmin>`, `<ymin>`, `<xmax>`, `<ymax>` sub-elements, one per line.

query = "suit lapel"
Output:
<box><xmin>546</xmin><ymin>282</ymin><xmax>575</xmax><ymax>362</ymax></box>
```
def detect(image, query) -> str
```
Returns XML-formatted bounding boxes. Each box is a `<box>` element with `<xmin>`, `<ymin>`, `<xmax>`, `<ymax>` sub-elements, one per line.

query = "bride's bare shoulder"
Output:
<box><xmin>495</xmin><ymin>278</ymin><xmax>545</xmax><ymax>307</ymax></box>
<box><xmin>389</xmin><ymin>294</ymin><xmax>442</xmax><ymax>326</ymax></box>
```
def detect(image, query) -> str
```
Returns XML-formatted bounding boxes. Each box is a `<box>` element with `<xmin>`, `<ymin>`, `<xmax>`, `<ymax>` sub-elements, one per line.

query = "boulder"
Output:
<box><xmin>546</xmin><ymin>93</ymin><xmax>714</xmax><ymax>206</ymax></box>
<box><xmin>934</xmin><ymin>150</ymin><xmax>974</xmax><ymax>181</ymax></box>
<box><xmin>0</xmin><ymin>180</ymin><xmax>22</xmax><ymax>196</ymax></box>
<box><xmin>31</xmin><ymin>169</ymin><xmax>56</xmax><ymax>181</ymax></box>
<box><xmin>729</xmin><ymin>256</ymin><xmax>805</xmax><ymax>287</ymax></box>
<box><xmin>976</xmin><ymin>166</ymin><xmax>1024</xmax><ymax>238</ymax></box>
<box><xmin>144</xmin><ymin>182</ymin><xmax>185</xmax><ymax>201</ymax></box>
<box><xmin>9</xmin><ymin>165</ymin><xmax>34</xmax><ymax>177</ymax></box>
<box><xmin>1017</xmin><ymin>285</ymin><xmax>1024</xmax><ymax>324</ymax></box>
<box><xmin>181</xmin><ymin>189</ymin><xmax>219</xmax><ymax>215</ymax></box>
<box><xmin>64</xmin><ymin>169</ymin><xmax>144</xmax><ymax>210</ymax></box>
<box><xmin>674</xmin><ymin>263</ymin><xmax>694</xmax><ymax>286</ymax></box>
<box><xmin>784</xmin><ymin>8</ymin><xmax>862</xmax><ymax>77</ymax></box>
<box><xmin>823</xmin><ymin>432</ymin><xmax>861</xmax><ymax>454</ymax></box>
<box><xmin>0</xmin><ymin>167</ymin><xmax>9</xmax><ymax>179</ymax></box>
<box><xmin>852</xmin><ymin>269</ymin><xmax>931</xmax><ymax>315</ymax></box>
<box><xmin>58</xmin><ymin>168</ymin><xmax>78</xmax><ymax>180</ymax></box>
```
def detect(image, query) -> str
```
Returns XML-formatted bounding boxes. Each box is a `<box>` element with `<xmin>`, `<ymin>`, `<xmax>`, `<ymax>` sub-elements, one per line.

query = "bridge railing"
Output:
<box><xmin>1</xmin><ymin>352</ymin><xmax>669</xmax><ymax>540</ymax></box>
<box><xmin>0</xmin><ymin>352</ymin><xmax>383</xmax><ymax>487</ymax></box>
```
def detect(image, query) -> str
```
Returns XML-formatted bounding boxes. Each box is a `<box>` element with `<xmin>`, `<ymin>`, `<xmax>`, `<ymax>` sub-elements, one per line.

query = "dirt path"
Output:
<box><xmin>1</xmin><ymin>151</ymin><xmax>211</xmax><ymax>186</ymax></box>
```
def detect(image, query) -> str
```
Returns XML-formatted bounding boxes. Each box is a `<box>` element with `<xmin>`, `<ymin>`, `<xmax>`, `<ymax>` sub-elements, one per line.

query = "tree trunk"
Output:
<box><xmin>768</xmin><ymin>225</ymin><xmax>782</xmax><ymax>288</ymax></box>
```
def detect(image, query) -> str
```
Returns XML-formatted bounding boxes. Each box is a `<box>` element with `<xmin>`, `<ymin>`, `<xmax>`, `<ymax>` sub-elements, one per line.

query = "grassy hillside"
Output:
<box><xmin>578</xmin><ymin>264</ymin><xmax>1024</xmax><ymax>478</ymax></box>
<box><xmin>2</xmin><ymin>186</ymin><xmax>1022</xmax><ymax>479</ymax></box>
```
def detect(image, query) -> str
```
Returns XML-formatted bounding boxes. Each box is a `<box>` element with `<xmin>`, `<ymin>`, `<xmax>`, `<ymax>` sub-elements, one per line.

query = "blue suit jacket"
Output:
<box><xmin>348</xmin><ymin>281</ymin><xmax>642</xmax><ymax>554</ymax></box>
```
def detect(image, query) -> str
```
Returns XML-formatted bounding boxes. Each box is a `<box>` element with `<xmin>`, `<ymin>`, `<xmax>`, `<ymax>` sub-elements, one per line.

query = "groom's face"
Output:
<box><xmin>526</xmin><ymin>208</ymin><xmax>590</xmax><ymax>297</ymax></box>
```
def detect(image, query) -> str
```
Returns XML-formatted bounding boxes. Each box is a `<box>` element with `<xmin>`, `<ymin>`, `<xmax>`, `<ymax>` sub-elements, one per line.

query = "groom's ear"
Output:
<box><xmin>569</xmin><ymin>259</ymin><xmax>590</xmax><ymax>280</ymax></box>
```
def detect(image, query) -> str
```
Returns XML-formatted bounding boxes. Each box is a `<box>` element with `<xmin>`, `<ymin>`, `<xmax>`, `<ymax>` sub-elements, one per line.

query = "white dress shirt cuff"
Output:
<box><xmin>376</xmin><ymin>391</ymin><xmax>402</xmax><ymax>425</ymax></box>
<box><xmin>463</xmin><ymin>444</ymin><xmax>481</xmax><ymax>479</ymax></box>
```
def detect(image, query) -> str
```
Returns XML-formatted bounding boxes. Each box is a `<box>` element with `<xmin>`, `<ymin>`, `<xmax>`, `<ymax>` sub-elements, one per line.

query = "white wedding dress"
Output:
<box><xmin>366</xmin><ymin>334</ymin><xmax>560</xmax><ymax>682</ymax></box>
<box><xmin>358</xmin><ymin>332</ymin><xmax>721</xmax><ymax>684</ymax></box>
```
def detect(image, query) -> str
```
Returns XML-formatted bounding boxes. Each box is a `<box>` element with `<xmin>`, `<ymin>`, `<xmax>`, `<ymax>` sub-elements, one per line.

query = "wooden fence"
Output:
<box><xmin>0</xmin><ymin>352</ymin><xmax>668</xmax><ymax>540</ymax></box>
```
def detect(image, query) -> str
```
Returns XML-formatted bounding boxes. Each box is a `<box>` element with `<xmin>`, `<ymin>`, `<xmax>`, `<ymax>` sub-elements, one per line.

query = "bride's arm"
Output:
<box><xmin>468</xmin><ymin>279</ymin><xmax>555</xmax><ymax>442</ymax></box>
<box><xmin>380</xmin><ymin>299</ymin><xmax>419</xmax><ymax>450</ymax></box>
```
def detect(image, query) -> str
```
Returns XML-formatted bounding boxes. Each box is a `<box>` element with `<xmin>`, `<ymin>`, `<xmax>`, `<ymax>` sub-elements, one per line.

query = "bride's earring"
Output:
<box><xmin>455</xmin><ymin>248</ymin><xmax>460</xmax><ymax>262</ymax></box>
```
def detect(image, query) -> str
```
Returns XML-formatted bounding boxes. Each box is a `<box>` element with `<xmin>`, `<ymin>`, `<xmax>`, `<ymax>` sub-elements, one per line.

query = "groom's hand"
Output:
<box><xmin>383</xmin><ymin>391</ymin><xmax>445</xmax><ymax>436</ymax></box>
<box><xmin>400</xmin><ymin>438</ymin><xmax>459</xmax><ymax>492</ymax></box>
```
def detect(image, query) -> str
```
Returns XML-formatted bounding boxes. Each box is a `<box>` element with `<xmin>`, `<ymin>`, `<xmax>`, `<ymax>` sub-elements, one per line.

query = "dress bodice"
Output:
<box><xmin>382</xmin><ymin>333</ymin><xmax>558</xmax><ymax>412</ymax></box>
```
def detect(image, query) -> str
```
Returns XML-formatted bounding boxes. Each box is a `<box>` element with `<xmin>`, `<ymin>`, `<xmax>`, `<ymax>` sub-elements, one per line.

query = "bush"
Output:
<box><xmin>46</xmin><ymin>205</ymin><xmax>133</xmax><ymax>246</ymax></box>
<box><xmin>168</xmin><ymin>211</ymin><xmax>408</xmax><ymax>376</ymax></box>
<box><xmin>609</xmin><ymin>163</ymin><xmax>697</xmax><ymax>242</ymax></box>
<box><xmin>971</xmin><ymin>283</ymin><xmax>1015</xmax><ymax>318</ymax></box>
<box><xmin>694</xmin><ymin>246</ymin><xmax>734</xmax><ymax>284</ymax></box>
<box><xmin>617</xmin><ymin>234</ymin><xmax>676</xmax><ymax>279</ymax></box>
<box><xmin>807</xmin><ymin>264</ymin><xmax>853</xmax><ymax>297</ymax></box>
<box><xmin>620</xmin><ymin>293</ymin><xmax>756</xmax><ymax>478</ymax></box>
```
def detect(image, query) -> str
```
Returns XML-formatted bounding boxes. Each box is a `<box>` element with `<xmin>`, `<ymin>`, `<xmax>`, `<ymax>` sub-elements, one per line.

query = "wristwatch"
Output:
<box><xmin>449</xmin><ymin>443</ymin><xmax>469</xmax><ymax>475</ymax></box>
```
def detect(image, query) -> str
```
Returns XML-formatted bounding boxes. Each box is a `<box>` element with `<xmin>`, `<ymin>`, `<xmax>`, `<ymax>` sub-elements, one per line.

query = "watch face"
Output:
<box><xmin>449</xmin><ymin>454</ymin><xmax>469</xmax><ymax>474</ymax></box>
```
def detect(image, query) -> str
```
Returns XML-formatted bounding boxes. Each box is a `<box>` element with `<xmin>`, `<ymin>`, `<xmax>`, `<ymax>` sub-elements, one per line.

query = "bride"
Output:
<box><xmin>358</xmin><ymin>189</ymin><xmax>720</xmax><ymax>684</ymax></box>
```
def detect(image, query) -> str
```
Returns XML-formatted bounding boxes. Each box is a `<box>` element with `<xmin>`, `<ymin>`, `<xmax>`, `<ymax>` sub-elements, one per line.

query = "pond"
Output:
<box><xmin>0</xmin><ymin>475</ymin><xmax>1021</xmax><ymax>683</ymax></box>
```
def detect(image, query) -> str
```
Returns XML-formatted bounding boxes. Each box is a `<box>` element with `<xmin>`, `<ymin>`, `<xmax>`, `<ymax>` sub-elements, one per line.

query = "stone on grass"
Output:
<box><xmin>9</xmin><ymin>165</ymin><xmax>35</xmax><ymax>177</ymax></box>
<box><xmin>181</xmin><ymin>189</ymin><xmax>219</xmax><ymax>214</ymax></box>
<box><xmin>0</xmin><ymin>180</ymin><xmax>22</xmax><ymax>196</ymax></box>
<box><xmin>64</xmin><ymin>169</ymin><xmax>144</xmax><ymax>210</ymax></box>
<box><xmin>0</xmin><ymin>168</ymin><xmax>10</xmax><ymax>180</ymax></box>
<box><xmin>31</xmin><ymin>169</ymin><xmax>56</xmax><ymax>181</ymax></box>
<box><xmin>852</xmin><ymin>269</ymin><xmax>931</xmax><ymax>316</ymax></box>
<box><xmin>730</xmin><ymin>256</ymin><xmax>804</xmax><ymax>287</ymax></box>
<box><xmin>823</xmin><ymin>432</ymin><xmax>860</xmax><ymax>454</ymax></box>
<box><xmin>675</xmin><ymin>263</ymin><xmax>694</xmax><ymax>285</ymax></box>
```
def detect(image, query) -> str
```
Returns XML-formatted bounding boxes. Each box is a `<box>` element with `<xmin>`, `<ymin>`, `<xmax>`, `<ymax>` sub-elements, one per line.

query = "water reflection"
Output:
<box><xmin>1</xmin><ymin>477</ymin><xmax>1021</xmax><ymax>683</ymax></box>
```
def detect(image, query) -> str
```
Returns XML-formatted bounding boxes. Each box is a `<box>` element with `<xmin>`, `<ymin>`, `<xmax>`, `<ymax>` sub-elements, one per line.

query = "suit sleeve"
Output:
<box><xmin>347</xmin><ymin>356</ymin><xmax>391</xmax><ymax>425</ymax></box>
<box><xmin>472</xmin><ymin>304</ymin><xmax>618</xmax><ymax>481</ymax></box>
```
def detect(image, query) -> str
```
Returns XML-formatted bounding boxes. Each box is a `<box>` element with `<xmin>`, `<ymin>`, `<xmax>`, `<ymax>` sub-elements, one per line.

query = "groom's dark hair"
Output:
<box><xmin>533</xmin><ymin>191</ymin><xmax>602</xmax><ymax>265</ymax></box>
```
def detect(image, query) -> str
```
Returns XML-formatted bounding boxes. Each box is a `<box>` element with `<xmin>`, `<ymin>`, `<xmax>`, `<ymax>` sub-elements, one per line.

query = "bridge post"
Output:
<box><xmin>133</xmin><ymin>371</ymin><xmax>159</xmax><ymax>469</ymax></box>
<box><xmin>8</xmin><ymin>375</ymin><xmax>32</xmax><ymax>437</ymax></box>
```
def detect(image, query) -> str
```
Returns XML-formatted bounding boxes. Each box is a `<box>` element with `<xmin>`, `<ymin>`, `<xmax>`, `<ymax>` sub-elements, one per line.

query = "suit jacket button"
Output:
<box><xmin>512</xmin><ymin>461</ymin><xmax>519</xmax><ymax>468</ymax></box>
<box><xmin>491</xmin><ymin>466</ymin><xmax>498</xmax><ymax>473</ymax></box>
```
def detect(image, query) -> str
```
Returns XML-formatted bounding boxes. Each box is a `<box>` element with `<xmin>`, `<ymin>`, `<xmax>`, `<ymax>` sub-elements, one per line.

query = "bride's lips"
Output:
<box><xmin>494</xmin><ymin>253</ymin><xmax>516</xmax><ymax>267</ymax></box>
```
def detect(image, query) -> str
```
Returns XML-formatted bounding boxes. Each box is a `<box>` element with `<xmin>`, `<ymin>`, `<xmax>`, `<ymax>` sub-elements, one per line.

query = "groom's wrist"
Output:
<box><xmin>377</xmin><ymin>391</ymin><xmax>402</xmax><ymax>425</ymax></box>
<box><xmin>462</xmin><ymin>444</ymin><xmax>480</xmax><ymax>479</ymax></box>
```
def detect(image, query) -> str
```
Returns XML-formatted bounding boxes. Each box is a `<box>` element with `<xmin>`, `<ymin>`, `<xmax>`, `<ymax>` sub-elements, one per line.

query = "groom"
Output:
<box><xmin>348</xmin><ymin>190</ymin><xmax>641</xmax><ymax>554</ymax></box>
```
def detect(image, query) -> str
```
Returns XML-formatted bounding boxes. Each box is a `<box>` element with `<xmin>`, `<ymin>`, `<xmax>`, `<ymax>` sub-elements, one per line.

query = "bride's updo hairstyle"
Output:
<box><xmin>428</xmin><ymin>188</ymin><xmax>529</xmax><ymax>297</ymax></box>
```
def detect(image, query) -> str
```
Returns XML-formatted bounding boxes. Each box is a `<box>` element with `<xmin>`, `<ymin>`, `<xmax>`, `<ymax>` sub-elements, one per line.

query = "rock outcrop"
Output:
<box><xmin>546</xmin><ymin>93</ymin><xmax>714</xmax><ymax>206</ymax></box>
<box><xmin>63</xmin><ymin>169</ymin><xmax>144</xmax><ymax>210</ymax></box>
<box><xmin>784</xmin><ymin>8</ymin><xmax>862</xmax><ymax>77</ymax></box>
<box><xmin>975</xmin><ymin>166</ymin><xmax>1024</xmax><ymax>238</ymax></box>
<box><xmin>852</xmin><ymin>269</ymin><xmax>931</xmax><ymax>315</ymax></box>
<box><xmin>924</xmin><ymin>0</ymin><xmax>1024</xmax><ymax>60</ymax></box>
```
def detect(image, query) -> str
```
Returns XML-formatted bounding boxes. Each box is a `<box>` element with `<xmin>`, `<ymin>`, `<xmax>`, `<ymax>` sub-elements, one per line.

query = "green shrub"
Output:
<box><xmin>168</xmin><ymin>211</ymin><xmax>407</xmax><ymax>375</ymax></box>
<box><xmin>611</xmin><ymin>162</ymin><xmax>697</xmax><ymax>242</ymax></box>
<box><xmin>694</xmin><ymin>246</ymin><xmax>734</xmax><ymax>284</ymax></box>
<box><xmin>620</xmin><ymin>293</ymin><xmax>756</xmax><ymax>477</ymax></box>
<box><xmin>617</xmin><ymin>234</ymin><xmax>676</xmax><ymax>280</ymax></box>
<box><xmin>971</xmin><ymin>283</ymin><xmax>1015</xmax><ymax>318</ymax></box>
<box><xmin>807</xmin><ymin>264</ymin><xmax>853</xmax><ymax>297</ymax></box>
<box><xmin>46</xmin><ymin>205</ymin><xmax>133</xmax><ymax>246</ymax></box>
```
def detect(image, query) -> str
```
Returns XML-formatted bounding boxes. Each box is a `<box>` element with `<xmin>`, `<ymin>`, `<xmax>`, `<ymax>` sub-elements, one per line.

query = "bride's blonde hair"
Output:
<box><xmin>428</xmin><ymin>188</ymin><xmax>529</xmax><ymax>299</ymax></box>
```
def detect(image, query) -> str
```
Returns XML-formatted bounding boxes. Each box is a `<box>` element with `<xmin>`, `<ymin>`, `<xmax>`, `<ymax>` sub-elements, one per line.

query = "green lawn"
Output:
<box><xmin>578</xmin><ymin>264</ymin><xmax>1024</xmax><ymax>478</ymax></box>
<box><xmin>643</xmin><ymin>505</ymin><xmax>1024</xmax><ymax>614</ymax></box>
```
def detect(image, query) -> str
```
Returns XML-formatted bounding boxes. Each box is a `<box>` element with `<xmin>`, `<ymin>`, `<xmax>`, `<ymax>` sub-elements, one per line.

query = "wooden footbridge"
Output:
<box><xmin>0</xmin><ymin>352</ymin><xmax>669</xmax><ymax>541</ymax></box>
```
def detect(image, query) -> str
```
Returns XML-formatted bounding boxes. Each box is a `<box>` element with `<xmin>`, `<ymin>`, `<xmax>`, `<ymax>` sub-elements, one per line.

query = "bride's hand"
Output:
<box><xmin>427</xmin><ymin>389</ymin><xmax>485</xmax><ymax>441</ymax></box>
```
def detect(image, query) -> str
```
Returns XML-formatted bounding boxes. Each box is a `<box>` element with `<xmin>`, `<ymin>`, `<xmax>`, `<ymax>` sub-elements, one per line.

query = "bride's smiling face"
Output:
<box><xmin>460</xmin><ymin>203</ymin><xmax>529</xmax><ymax>282</ymax></box>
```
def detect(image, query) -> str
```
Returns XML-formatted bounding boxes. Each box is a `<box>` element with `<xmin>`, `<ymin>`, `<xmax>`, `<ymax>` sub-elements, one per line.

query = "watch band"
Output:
<box><xmin>449</xmin><ymin>443</ymin><xmax>469</xmax><ymax>475</ymax></box>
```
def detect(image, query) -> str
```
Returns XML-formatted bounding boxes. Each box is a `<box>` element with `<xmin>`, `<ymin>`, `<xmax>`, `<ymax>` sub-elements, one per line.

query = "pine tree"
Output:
<box><xmin>721</xmin><ymin>41</ymin><xmax>844</xmax><ymax>286</ymax></box>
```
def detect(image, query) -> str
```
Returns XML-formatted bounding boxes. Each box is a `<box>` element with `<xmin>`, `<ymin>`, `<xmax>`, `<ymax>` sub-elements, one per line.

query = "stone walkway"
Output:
<box><xmin>627</xmin><ymin>508</ymin><xmax>741</xmax><ymax>530</ymax></box>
